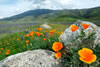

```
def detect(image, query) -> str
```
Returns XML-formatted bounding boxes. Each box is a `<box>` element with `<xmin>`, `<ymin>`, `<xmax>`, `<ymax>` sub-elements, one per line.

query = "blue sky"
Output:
<box><xmin>0</xmin><ymin>0</ymin><xmax>17</xmax><ymax>5</ymax></box>
<box><xmin>0</xmin><ymin>0</ymin><xmax>100</xmax><ymax>18</ymax></box>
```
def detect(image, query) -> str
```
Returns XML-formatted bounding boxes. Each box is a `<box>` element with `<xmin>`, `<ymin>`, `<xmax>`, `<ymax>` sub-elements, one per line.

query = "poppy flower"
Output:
<box><xmin>40</xmin><ymin>33</ymin><xmax>43</xmax><ymax>35</ymax></box>
<box><xmin>78</xmin><ymin>48</ymin><xmax>96</xmax><ymax>64</ymax></box>
<box><xmin>26</xmin><ymin>40</ymin><xmax>30</xmax><ymax>43</ymax></box>
<box><xmin>24</xmin><ymin>34</ymin><xmax>29</xmax><ymax>37</ymax></box>
<box><xmin>43</xmin><ymin>38</ymin><xmax>46</xmax><ymax>41</ymax></box>
<box><xmin>6</xmin><ymin>52</ymin><xmax>10</xmax><ymax>55</ymax></box>
<box><xmin>55</xmin><ymin>52</ymin><xmax>62</xmax><ymax>59</ymax></box>
<box><xmin>37</xmin><ymin>28</ymin><xmax>42</xmax><ymax>31</ymax></box>
<box><xmin>35</xmin><ymin>32</ymin><xmax>41</xmax><ymax>37</ymax></box>
<box><xmin>52</xmin><ymin>30</ymin><xmax>56</xmax><ymax>32</ymax></box>
<box><xmin>29</xmin><ymin>31</ymin><xmax>34</xmax><ymax>36</ymax></box>
<box><xmin>5</xmin><ymin>41</ymin><xmax>8</xmax><ymax>43</ymax></box>
<box><xmin>0</xmin><ymin>43</ymin><xmax>2</xmax><ymax>45</ymax></box>
<box><xmin>1</xmin><ymin>48</ymin><xmax>4</xmax><ymax>50</ymax></box>
<box><xmin>7</xmin><ymin>50</ymin><xmax>10</xmax><ymax>52</ymax></box>
<box><xmin>17</xmin><ymin>38</ymin><xmax>20</xmax><ymax>40</ymax></box>
<box><xmin>81</xmin><ymin>23</ymin><xmax>90</xmax><ymax>30</ymax></box>
<box><xmin>50</xmin><ymin>30</ymin><xmax>55</xmax><ymax>34</ymax></box>
<box><xmin>49</xmin><ymin>30</ymin><xmax>55</xmax><ymax>35</ymax></box>
<box><xmin>0</xmin><ymin>51</ymin><xmax>1</xmax><ymax>54</ymax></box>
<box><xmin>70</xmin><ymin>25</ymin><xmax>79</xmax><ymax>32</ymax></box>
<box><xmin>52</xmin><ymin>42</ymin><xmax>63</xmax><ymax>52</ymax></box>
<box><xmin>44</xmin><ymin>31</ymin><xmax>48</xmax><ymax>33</ymax></box>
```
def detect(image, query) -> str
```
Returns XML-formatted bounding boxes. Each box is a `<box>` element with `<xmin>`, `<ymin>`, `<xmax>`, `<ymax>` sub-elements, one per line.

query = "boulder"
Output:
<box><xmin>59</xmin><ymin>21</ymin><xmax>100</xmax><ymax>47</ymax></box>
<box><xmin>40</xmin><ymin>23</ymin><xmax>52</xmax><ymax>29</ymax></box>
<box><xmin>0</xmin><ymin>49</ymin><xmax>61</xmax><ymax>67</ymax></box>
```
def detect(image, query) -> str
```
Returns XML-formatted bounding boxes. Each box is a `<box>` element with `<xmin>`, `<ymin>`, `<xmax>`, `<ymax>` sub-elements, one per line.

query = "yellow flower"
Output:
<box><xmin>78</xmin><ymin>48</ymin><xmax>96</xmax><ymax>64</ymax></box>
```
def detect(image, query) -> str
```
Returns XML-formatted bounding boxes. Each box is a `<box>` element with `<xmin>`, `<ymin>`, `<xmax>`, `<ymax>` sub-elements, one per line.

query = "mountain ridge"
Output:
<box><xmin>0</xmin><ymin>6</ymin><xmax>100</xmax><ymax>22</ymax></box>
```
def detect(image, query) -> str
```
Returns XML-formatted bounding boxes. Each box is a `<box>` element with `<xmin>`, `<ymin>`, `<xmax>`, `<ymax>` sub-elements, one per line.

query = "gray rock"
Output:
<box><xmin>59</xmin><ymin>21</ymin><xmax>100</xmax><ymax>47</ymax></box>
<box><xmin>0</xmin><ymin>49</ymin><xmax>61</xmax><ymax>67</ymax></box>
<box><xmin>40</xmin><ymin>23</ymin><xmax>52</xmax><ymax>29</ymax></box>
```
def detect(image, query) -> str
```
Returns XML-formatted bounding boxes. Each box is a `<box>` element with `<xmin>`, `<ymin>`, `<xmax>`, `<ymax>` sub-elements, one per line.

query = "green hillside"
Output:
<box><xmin>0</xmin><ymin>7</ymin><xmax>100</xmax><ymax>24</ymax></box>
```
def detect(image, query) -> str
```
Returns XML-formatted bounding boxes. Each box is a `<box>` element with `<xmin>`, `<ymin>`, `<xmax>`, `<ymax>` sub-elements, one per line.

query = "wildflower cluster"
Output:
<box><xmin>0</xmin><ymin>26</ymin><xmax>63</xmax><ymax>61</ymax></box>
<box><xmin>0</xmin><ymin>23</ymin><xmax>100</xmax><ymax>67</ymax></box>
<box><xmin>56</xmin><ymin>23</ymin><xmax>99</xmax><ymax>67</ymax></box>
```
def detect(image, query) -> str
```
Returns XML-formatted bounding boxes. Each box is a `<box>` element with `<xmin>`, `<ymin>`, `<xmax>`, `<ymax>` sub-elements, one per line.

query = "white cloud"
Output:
<box><xmin>0</xmin><ymin>0</ymin><xmax>100</xmax><ymax>18</ymax></box>
<box><xmin>0</xmin><ymin>0</ymin><xmax>31</xmax><ymax>17</ymax></box>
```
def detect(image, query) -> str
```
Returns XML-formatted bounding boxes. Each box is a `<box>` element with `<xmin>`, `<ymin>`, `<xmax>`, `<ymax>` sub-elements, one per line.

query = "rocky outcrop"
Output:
<box><xmin>59</xmin><ymin>21</ymin><xmax>100</xmax><ymax>47</ymax></box>
<box><xmin>40</xmin><ymin>23</ymin><xmax>52</xmax><ymax>29</ymax></box>
<box><xmin>0</xmin><ymin>49</ymin><xmax>61</xmax><ymax>67</ymax></box>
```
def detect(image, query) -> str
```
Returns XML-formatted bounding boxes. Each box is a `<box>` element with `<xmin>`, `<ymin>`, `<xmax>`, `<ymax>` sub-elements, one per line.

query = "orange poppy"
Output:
<box><xmin>52</xmin><ymin>30</ymin><xmax>56</xmax><ymax>32</ymax></box>
<box><xmin>37</xmin><ymin>28</ymin><xmax>42</xmax><ymax>31</ymax></box>
<box><xmin>55</xmin><ymin>52</ymin><xmax>62</xmax><ymax>59</ymax></box>
<box><xmin>29</xmin><ymin>31</ymin><xmax>34</xmax><ymax>36</ymax></box>
<box><xmin>26</xmin><ymin>40</ymin><xmax>30</xmax><ymax>43</ymax></box>
<box><xmin>43</xmin><ymin>38</ymin><xmax>46</xmax><ymax>41</ymax></box>
<box><xmin>7</xmin><ymin>50</ymin><xmax>10</xmax><ymax>52</ymax></box>
<box><xmin>1</xmin><ymin>48</ymin><xmax>4</xmax><ymax>50</ymax></box>
<box><xmin>17</xmin><ymin>38</ymin><xmax>20</xmax><ymax>40</ymax></box>
<box><xmin>24</xmin><ymin>34</ymin><xmax>29</xmax><ymax>37</ymax></box>
<box><xmin>35</xmin><ymin>32</ymin><xmax>41</xmax><ymax>37</ymax></box>
<box><xmin>81</xmin><ymin>23</ymin><xmax>90</xmax><ymax>30</ymax></box>
<box><xmin>78</xmin><ymin>48</ymin><xmax>96</xmax><ymax>64</ymax></box>
<box><xmin>70</xmin><ymin>25</ymin><xmax>79</xmax><ymax>32</ymax></box>
<box><xmin>52</xmin><ymin>42</ymin><xmax>63</xmax><ymax>52</ymax></box>
<box><xmin>49</xmin><ymin>31</ymin><xmax>54</xmax><ymax>35</ymax></box>
<box><xmin>6</xmin><ymin>52</ymin><xmax>10</xmax><ymax>55</ymax></box>
<box><xmin>44</xmin><ymin>31</ymin><xmax>48</xmax><ymax>33</ymax></box>
<box><xmin>0</xmin><ymin>43</ymin><xmax>2</xmax><ymax>45</ymax></box>
<box><xmin>40</xmin><ymin>33</ymin><xmax>43</xmax><ymax>35</ymax></box>
<box><xmin>0</xmin><ymin>51</ymin><xmax>1</xmax><ymax>53</ymax></box>
<box><xmin>5</xmin><ymin>41</ymin><xmax>8</xmax><ymax>43</ymax></box>
<box><xmin>49</xmin><ymin>30</ymin><xmax>55</xmax><ymax>35</ymax></box>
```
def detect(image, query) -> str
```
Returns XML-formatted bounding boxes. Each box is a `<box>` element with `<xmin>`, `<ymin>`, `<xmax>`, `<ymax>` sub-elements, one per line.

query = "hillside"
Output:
<box><xmin>0</xmin><ymin>7</ymin><xmax>100</xmax><ymax>23</ymax></box>
<box><xmin>0</xmin><ymin>9</ymin><xmax>55</xmax><ymax>21</ymax></box>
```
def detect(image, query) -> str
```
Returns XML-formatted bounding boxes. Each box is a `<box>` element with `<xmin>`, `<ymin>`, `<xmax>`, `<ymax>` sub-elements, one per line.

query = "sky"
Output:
<box><xmin>0</xmin><ymin>0</ymin><xmax>100</xmax><ymax>18</ymax></box>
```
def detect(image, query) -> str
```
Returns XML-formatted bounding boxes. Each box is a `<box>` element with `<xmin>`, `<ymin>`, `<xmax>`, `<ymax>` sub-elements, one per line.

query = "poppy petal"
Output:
<box><xmin>70</xmin><ymin>25</ymin><xmax>79</xmax><ymax>32</ymax></box>
<box><xmin>81</xmin><ymin>23</ymin><xmax>90</xmax><ymax>29</ymax></box>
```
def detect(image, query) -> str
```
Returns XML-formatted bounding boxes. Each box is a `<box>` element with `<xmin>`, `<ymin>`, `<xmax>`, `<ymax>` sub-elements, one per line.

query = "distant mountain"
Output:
<box><xmin>0</xmin><ymin>7</ymin><xmax>100</xmax><ymax>23</ymax></box>
<box><xmin>0</xmin><ymin>9</ymin><xmax>56</xmax><ymax>21</ymax></box>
